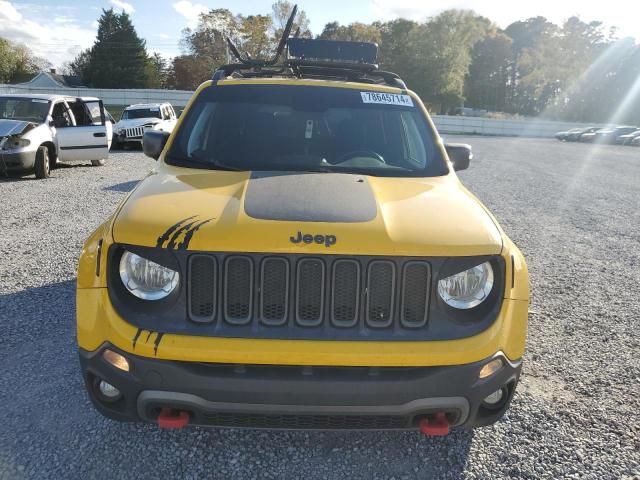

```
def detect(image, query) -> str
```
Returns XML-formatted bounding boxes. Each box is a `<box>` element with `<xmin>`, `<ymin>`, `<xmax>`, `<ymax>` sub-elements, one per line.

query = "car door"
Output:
<box><xmin>56</xmin><ymin>99</ymin><xmax>109</xmax><ymax>162</ymax></box>
<box><xmin>166</xmin><ymin>105</ymin><xmax>177</xmax><ymax>131</ymax></box>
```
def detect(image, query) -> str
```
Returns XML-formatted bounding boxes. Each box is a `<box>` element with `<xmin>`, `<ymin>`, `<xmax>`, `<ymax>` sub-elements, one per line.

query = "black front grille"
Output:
<box><xmin>401</xmin><ymin>262</ymin><xmax>431</xmax><ymax>328</ymax></box>
<box><xmin>366</xmin><ymin>261</ymin><xmax>395</xmax><ymax>328</ymax></box>
<box><xmin>187</xmin><ymin>253</ymin><xmax>432</xmax><ymax>336</ymax></box>
<box><xmin>187</xmin><ymin>255</ymin><xmax>216</xmax><ymax>322</ymax></box>
<box><xmin>224</xmin><ymin>257</ymin><xmax>253</xmax><ymax>324</ymax></box>
<box><xmin>260</xmin><ymin>258</ymin><xmax>289</xmax><ymax>325</ymax></box>
<box><xmin>296</xmin><ymin>259</ymin><xmax>325</xmax><ymax>326</ymax></box>
<box><xmin>199</xmin><ymin>412</ymin><xmax>411</xmax><ymax>430</ymax></box>
<box><xmin>331</xmin><ymin>260</ymin><xmax>360</xmax><ymax>327</ymax></box>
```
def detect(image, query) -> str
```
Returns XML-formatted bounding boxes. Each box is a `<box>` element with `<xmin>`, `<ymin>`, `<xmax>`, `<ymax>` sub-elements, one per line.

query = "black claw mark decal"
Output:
<box><xmin>178</xmin><ymin>219</ymin><xmax>213</xmax><ymax>250</ymax></box>
<box><xmin>157</xmin><ymin>215</ymin><xmax>214</xmax><ymax>251</ymax></box>
<box><xmin>167</xmin><ymin>219</ymin><xmax>199</xmax><ymax>250</ymax></box>
<box><xmin>156</xmin><ymin>216</ymin><xmax>197</xmax><ymax>248</ymax></box>
<box><xmin>132</xmin><ymin>328</ymin><xmax>143</xmax><ymax>349</ymax></box>
<box><xmin>145</xmin><ymin>331</ymin><xmax>153</xmax><ymax>343</ymax></box>
<box><xmin>153</xmin><ymin>333</ymin><xmax>164</xmax><ymax>356</ymax></box>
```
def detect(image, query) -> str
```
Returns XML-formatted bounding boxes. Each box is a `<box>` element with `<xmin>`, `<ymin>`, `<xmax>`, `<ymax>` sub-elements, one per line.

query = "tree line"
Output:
<box><xmin>0</xmin><ymin>38</ymin><xmax>50</xmax><ymax>84</ymax></box>
<box><xmin>4</xmin><ymin>2</ymin><xmax>639</xmax><ymax>124</ymax></box>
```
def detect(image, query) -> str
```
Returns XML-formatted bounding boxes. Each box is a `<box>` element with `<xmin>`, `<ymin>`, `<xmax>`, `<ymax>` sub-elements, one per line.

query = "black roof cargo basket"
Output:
<box><xmin>212</xmin><ymin>5</ymin><xmax>406</xmax><ymax>89</ymax></box>
<box><xmin>287</xmin><ymin>38</ymin><xmax>378</xmax><ymax>64</ymax></box>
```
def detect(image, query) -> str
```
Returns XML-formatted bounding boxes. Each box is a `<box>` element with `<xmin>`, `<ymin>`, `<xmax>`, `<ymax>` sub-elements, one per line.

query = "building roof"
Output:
<box><xmin>18</xmin><ymin>70</ymin><xmax>86</xmax><ymax>89</ymax></box>
<box><xmin>49</xmin><ymin>72</ymin><xmax>85</xmax><ymax>88</ymax></box>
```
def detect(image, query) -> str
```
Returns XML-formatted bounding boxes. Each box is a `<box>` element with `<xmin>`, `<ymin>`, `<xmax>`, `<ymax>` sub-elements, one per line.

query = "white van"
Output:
<box><xmin>0</xmin><ymin>94</ymin><xmax>112</xmax><ymax>179</ymax></box>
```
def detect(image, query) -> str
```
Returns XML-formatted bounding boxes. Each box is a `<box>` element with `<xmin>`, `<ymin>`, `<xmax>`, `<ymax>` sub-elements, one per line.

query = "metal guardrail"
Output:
<box><xmin>0</xmin><ymin>83</ymin><xmax>605</xmax><ymax>137</ymax></box>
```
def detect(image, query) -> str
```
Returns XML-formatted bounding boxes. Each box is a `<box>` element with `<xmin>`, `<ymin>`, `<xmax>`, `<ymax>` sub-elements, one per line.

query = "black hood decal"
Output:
<box><xmin>156</xmin><ymin>215</ymin><xmax>213</xmax><ymax>250</ymax></box>
<box><xmin>244</xmin><ymin>172</ymin><xmax>377</xmax><ymax>223</ymax></box>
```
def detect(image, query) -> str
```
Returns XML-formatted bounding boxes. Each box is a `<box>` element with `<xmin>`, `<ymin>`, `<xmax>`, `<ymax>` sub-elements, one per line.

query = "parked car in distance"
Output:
<box><xmin>554</xmin><ymin>128</ymin><xmax>584</xmax><ymax>141</ymax></box>
<box><xmin>0</xmin><ymin>94</ymin><xmax>111</xmax><ymax>179</ymax></box>
<box><xmin>580</xmin><ymin>126</ymin><xmax>638</xmax><ymax>144</ymax></box>
<box><xmin>564</xmin><ymin>127</ymin><xmax>600</xmax><ymax>142</ymax></box>
<box><xmin>113</xmin><ymin>103</ymin><xmax>177</xmax><ymax>149</ymax></box>
<box><xmin>631</xmin><ymin>135</ymin><xmax>640</xmax><ymax>146</ymax></box>
<box><xmin>615</xmin><ymin>129</ymin><xmax>640</xmax><ymax>145</ymax></box>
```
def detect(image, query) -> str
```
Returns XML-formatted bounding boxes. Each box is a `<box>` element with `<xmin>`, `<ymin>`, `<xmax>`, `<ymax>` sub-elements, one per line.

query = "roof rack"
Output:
<box><xmin>211</xmin><ymin>5</ymin><xmax>406</xmax><ymax>89</ymax></box>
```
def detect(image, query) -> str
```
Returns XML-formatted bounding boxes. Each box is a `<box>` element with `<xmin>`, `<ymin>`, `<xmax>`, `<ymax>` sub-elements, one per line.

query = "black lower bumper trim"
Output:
<box><xmin>0</xmin><ymin>150</ymin><xmax>35</xmax><ymax>175</ymax></box>
<box><xmin>79</xmin><ymin>344</ymin><xmax>521</xmax><ymax>430</ymax></box>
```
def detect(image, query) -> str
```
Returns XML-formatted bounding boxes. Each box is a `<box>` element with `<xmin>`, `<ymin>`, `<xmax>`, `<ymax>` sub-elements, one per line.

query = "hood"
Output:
<box><xmin>0</xmin><ymin>119</ymin><xmax>36</xmax><ymax>137</ymax></box>
<box><xmin>112</xmin><ymin>169</ymin><xmax>503</xmax><ymax>256</ymax></box>
<box><xmin>115</xmin><ymin>118</ymin><xmax>160</xmax><ymax>129</ymax></box>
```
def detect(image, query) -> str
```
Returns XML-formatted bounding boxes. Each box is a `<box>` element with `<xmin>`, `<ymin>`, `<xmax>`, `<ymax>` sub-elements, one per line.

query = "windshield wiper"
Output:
<box><xmin>208</xmin><ymin>161</ymin><xmax>246</xmax><ymax>171</ymax></box>
<box><xmin>174</xmin><ymin>154</ymin><xmax>247</xmax><ymax>171</ymax></box>
<box><xmin>296</xmin><ymin>167</ymin><xmax>381</xmax><ymax>177</ymax></box>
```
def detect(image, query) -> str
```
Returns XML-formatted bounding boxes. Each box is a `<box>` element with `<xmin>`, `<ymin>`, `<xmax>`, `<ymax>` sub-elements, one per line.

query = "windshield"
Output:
<box><xmin>166</xmin><ymin>85</ymin><xmax>447</xmax><ymax>177</ymax></box>
<box><xmin>121</xmin><ymin>108</ymin><xmax>161</xmax><ymax>120</ymax></box>
<box><xmin>0</xmin><ymin>97</ymin><xmax>50</xmax><ymax>123</ymax></box>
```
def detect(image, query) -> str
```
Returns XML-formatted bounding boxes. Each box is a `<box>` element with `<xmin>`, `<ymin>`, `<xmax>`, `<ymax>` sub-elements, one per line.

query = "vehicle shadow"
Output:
<box><xmin>0</xmin><ymin>174</ymin><xmax>33</xmax><ymax>182</ymax></box>
<box><xmin>54</xmin><ymin>162</ymin><xmax>97</xmax><ymax>169</ymax></box>
<box><xmin>103</xmin><ymin>180</ymin><xmax>139</xmax><ymax>192</ymax></box>
<box><xmin>1</xmin><ymin>280</ymin><xmax>475</xmax><ymax>479</ymax></box>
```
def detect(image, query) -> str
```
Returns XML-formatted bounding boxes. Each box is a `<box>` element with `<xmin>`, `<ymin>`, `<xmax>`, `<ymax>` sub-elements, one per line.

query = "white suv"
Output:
<box><xmin>113</xmin><ymin>103</ymin><xmax>177</xmax><ymax>148</ymax></box>
<box><xmin>0</xmin><ymin>94</ymin><xmax>112</xmax><ymax>179</ymax></box>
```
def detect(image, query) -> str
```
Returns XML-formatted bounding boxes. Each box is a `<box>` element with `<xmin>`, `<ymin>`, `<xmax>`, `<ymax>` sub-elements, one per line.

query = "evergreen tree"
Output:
<box><xmin>84</xmin><ymin>9</ymin><xmax>150</xmax><ymax>88</ymax></box>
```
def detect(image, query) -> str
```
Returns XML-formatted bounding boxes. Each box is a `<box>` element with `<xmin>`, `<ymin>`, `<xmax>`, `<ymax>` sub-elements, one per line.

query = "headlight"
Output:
<box><xmin>119</xmin><ymin>251</ymin><xmax>179</xmax><ymax>300</ymax></box>
<box><xmin>437</xmin><ymin>261</ymin><xmax>493</xmax><ymax>309</ymax></box>
<box><xmin>2</xmin><ymin>137</ymin><xmax>30</xmax><ymax>150</ymax></box>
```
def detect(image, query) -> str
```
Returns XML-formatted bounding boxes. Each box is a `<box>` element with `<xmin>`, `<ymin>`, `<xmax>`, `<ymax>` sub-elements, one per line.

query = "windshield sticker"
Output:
<box><xmin>361</xmin><ymin>91</ymin><xmax>414</xmax><ymax>107</ymax></box>
<box><xmin>31</xmin><ymin>99</ymin><xmax>49</xmax><ymax>103</ymax></box>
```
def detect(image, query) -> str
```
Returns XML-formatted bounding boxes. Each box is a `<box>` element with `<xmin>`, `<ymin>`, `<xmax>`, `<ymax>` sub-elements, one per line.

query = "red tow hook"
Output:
<box><xmin>419</xmin><ymin>412</ymin><xmax>450</xmax><ymax>436</ymax></box>
<box><xmin>157</xmin><ymin>408</ymin><xmax>190</xmax><ymax>429</ymax></box>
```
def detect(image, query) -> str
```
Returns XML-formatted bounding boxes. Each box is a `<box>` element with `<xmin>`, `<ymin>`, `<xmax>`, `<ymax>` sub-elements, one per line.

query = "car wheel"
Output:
<box><xmin>34</xmin><ymin>146</ymin><xmax>50</xmax><ymax>179</ymax></box>
<box><xmin>91</xmin><ymin>159</ymin><xmax>106</xmax><ymax>167</ymax></box>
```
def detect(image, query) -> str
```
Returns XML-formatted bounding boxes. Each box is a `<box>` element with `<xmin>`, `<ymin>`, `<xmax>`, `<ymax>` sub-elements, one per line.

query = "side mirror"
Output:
<box><xmin>444</xmin><ymin>143</ymin><xmax>473</xmax><ymax>171</ymax></box>
<box><xmin>143</xmin><ymin>130</ymin><xmax>170</xmax><ymax>160</ymax></box>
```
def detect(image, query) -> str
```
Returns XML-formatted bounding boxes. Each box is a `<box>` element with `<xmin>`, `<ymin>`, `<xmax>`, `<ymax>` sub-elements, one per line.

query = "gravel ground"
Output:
<box><xmin>1</xmin><ymin>139</ymin><xmax>639</xmax><ymax>479</ymax></box>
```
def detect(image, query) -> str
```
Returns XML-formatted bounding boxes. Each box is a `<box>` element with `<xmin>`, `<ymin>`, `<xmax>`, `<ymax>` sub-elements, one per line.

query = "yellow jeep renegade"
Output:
<box><xmin>77</xmin><ymin>23</ymin><xmax>528</xmax><ymax>434</ymax></box>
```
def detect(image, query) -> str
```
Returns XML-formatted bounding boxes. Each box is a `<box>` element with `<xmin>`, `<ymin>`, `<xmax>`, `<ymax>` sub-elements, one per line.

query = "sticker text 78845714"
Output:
<box><xmin>360</xmin><ymin>91</ymin><xmax>414</xmax><ymax>107</ymax></box>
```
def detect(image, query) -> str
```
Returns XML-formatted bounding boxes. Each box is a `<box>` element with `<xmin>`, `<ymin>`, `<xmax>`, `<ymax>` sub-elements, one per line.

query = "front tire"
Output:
<box><xmin>34</xmin><ymin>146</ymin><xmax>50</xmax><ymax>179</ymax></box>
<box><xmin>91</xmin><ymin>159</ymin><xmax>106</xmax><ymax>167</ymax></box>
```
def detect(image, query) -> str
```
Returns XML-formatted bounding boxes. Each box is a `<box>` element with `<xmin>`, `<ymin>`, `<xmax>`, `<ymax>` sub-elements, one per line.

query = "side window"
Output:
<box><xmin>68</xmin><ymin>101</ymin><xmax>89</xmax><ymax>126</ymax></box>
<box><xmin>84</xmin><ymin>101</ymin><xmax>104</xmax><ymax>126</ymax></box>
<box><xmin>51</xmin><ymin>102</ymin><xmax>72</xmax><ymax>128</ymax></box>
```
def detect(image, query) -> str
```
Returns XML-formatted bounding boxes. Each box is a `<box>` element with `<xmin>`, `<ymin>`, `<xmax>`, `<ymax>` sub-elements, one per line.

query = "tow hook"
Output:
<box><xmin>419</xmin><ymin>412</ymin><xmax>450</xmax><ymax>436</ymax></box>
<box><xmin>157</xmin><ymin>408</ymin><xmax>190</xmax><ymax>429</ymax></box>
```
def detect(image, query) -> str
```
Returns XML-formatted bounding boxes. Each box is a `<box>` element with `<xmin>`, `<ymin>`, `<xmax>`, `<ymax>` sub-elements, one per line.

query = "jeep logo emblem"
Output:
<box><xmin>290</xmin><ymin>231</ymin><xmax>337</xmax><ymax>248</ymax></box>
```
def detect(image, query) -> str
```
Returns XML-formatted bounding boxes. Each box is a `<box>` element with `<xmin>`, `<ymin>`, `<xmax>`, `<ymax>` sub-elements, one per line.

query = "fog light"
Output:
<box><xmin>102</xmin><ymin>349</ymin><xmax>130</xmax><ymax>372</ymax></box>
<box><xmin>479</xmin><ymin>358</ymin><xmax>503</xmax><ymax>379</ymax></box>
<box><xmin>483</xmin><ymin>388</ymin><xmax>504</xmax><ymax>406</ymax></box>
<box><xmin>98</xmin><ymin>380</ymin><xmax>121</xmax><ymax>399</ymax></box>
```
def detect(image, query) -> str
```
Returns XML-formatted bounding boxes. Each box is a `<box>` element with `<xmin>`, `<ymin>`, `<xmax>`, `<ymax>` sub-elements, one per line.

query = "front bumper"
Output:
<box><xmin>115</xmin><ymin>134</ymin><xmax>142</xmax><ymax>144</ymax></box>
<box><xmin>0</xmin><ymin>149</ymin><xmax>36</xmax><ymax>175</ymax></box>
<box><xmin>80</xmin><ymin>344</ymin><xmax>521</xmax><ymax>430</ymax></box>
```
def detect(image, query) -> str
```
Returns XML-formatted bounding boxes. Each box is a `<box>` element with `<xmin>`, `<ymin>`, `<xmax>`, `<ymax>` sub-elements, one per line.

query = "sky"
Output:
<box><xmin>1</xmin><ymin>0</ymin><xmax>639</xmax><ymax>70</ymax></box>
